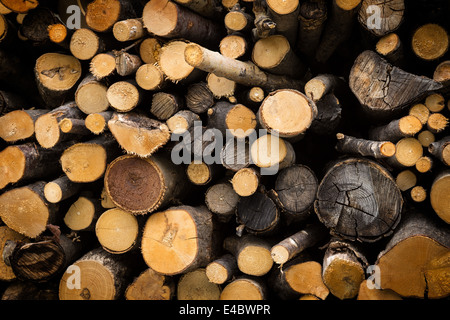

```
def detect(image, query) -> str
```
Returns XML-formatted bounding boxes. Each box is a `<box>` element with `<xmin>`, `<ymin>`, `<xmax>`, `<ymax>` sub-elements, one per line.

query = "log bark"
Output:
<box><xmin>251</xmin><ymin>0</ymin><xmax>276</xmax><ymax>41</ymax></box>
<box><xmin>375</xmin><ymin>210</ymin><xmax>450</xmax><ymax>298</ymax></box>
<box><xmin>220</xmin><ymin>137</ymin><xmax>251</xmax><ymax>172</ymax></box>
<box><xmin>104</xmin><ymin>153</ymin><xmax>189</xmax><ymax>214</ymax></box>
<box><xmin>141</xmin><ymin>205</ymin><xmax>219</xmax><ymax>275</ymax></box>
<box><xmin>296</xmin><ymin>0</ymin><xmax>327</xmax><ymax>60</ymax></box>
<box><xmin>125</xmin><ymin>267</ymin><xmax>175</xmax><ymax>300</ymax></box>
<box><xmin>166</xmin><ymin>110</ymin><xmax>200</xmax><ymax>135</ymax></box>
<box><xmin>336</xmin><ymin>133</ymin><xmax>396</xmax><ymax>159</ymax></box>
<box><xmin>177</xmin><ymin>268</ymin><xmax>221</xmax><ymax>300</ymax></box>
<box><xmin>309</xmin><ymin>94</ymin><xmax>342</xmax><ymax>135</ymax></box>
<box><xmin>0</xmin><ymin>181</ymin><xmax>58</xmax><ymax>238</ymax></box>
<box><xmin>428</xmin><ymin>136</ymin><xmax>450</xmax><ymax>167</ymax></box>
<box><xmin>142</xmin><ymin>0</ymin><xmax>223</xmax><ymax>47</ymax></box>
<box><xmin>0</xmin><ymin>109</ymin><xmax>48</xmax><ymax>142</ymax></box>
<box><xmin>173</xmin><ymin>0</ymin><xmax>222</xmax><ymax>19</ymax></box>
<box><xmin>184</xmin><ymin>43</ymin><xmax>305</xmax><ymax>91</ymax></box>
<box><xmin>150</xmin><ymin>91</ymin><xmax>183</xmax><ymax>121</ymax></box>
<box><xmin>0</xmin><ymin>226</ymin><xmax>29</xmax><ymax>281</ymax></box>
<box><xmin>59</xmin><ymin>247</ymin><xmax>138</xmax><ymax>300</ymax></box>
<box><xmin>349</xmin><ymin>50</ymin><xmax>443</xmax><ymax>120</ymax></box>
<box><xmin>205</xmin><ymin>253</ymin><xmax>238</xmax><ymax>284</ymax></box>
<box><xmin>115</xmin><ymin>51</ymin><xmax>142</xmax><ymax>77</ymax></box>
<box><xmin>20</xmin><ymin>7</ymin><xmax>60</xmax><ymax>46</ymax></box>
<box><xmin>85</xmin><ymin>111</ymin><xmax>114</xmax><ymax>135</ymax></box>
<box><xmin>223</xmin><ymin>234</ymin><xmax>273</xmax><ymax>276</ymax></box>
<box><xmin>185</xmin><ymin>81</ymin><xmax>215</xmax><ymax>114</ymax></box>
<box><xmin>44</xmin><ymin>175</ymin><xmax>81</xmax><ymax>204</ymax></box>
<box><xmin>107</xmin><ymin>112</ymin><xmax>170</xmax><ymax>157</ymax></box>
<box><xmin>34</xmin><ymin>53</ymin><xmax>82</xmax><ymax>108</ymax></box>
<box><xmin>60</xmin><ymin>134</ymin><xmax>120</xmax><ymax>183</ymax></box>
<box><xmin>314</xmin><ymin>157</ymin><xmax>403</xmax><ymax>242</ymax></box>
<box><xmin>0</xmin><ymin>90</ymin><xmax>29</xmax><ymax>117</ymax></box>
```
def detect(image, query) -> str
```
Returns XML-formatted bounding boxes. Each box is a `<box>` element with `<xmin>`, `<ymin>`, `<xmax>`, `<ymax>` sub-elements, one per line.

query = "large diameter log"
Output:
<box><xmin>125</xmin><ymin>268</ymin><xmax>174</xmax><ymax>300</ymax></box>
<box><xmin>142</xmin><ymin>0</ymin><xmax>223</xmax><ymax>47</ymax></box>
<box><xmin>64</xmin><ymin>196</ymin><xmax>103</xmax><ymax>232</ymax></box>
<box><xmin>141</xmin><ymin>205</ymin><xmax>218</xmax><ymax>275</ymax></box>
<box><xmin>349</xmin><ymin>50</ymin><xmax>443</xmax><ymax>120</ymax></box>
<box><xmin>257</xmin><ymin>89</ymin><xmax>317</xmax><ymax>139</ymax></box>
<box><xmin>358</xmin><ymin>0</ymin><xmax>405</xmax><ymax>37</ymax></box>
<box><xmin>34</xmin><ymin>53</ymin><xmax>82</xmax><ymax>108</ymax></box>
<box><xmin>375</xmin><ymin>211</ymin><xmax>450</xmax><ymax>298</ymax></box>
<box><xmin>104</xmin><ymin>154</ymin><xmax>189</xmax><ymax>214</ymax></box>
<box><xmin>184</xmin><ymin>43</ymin><xmax>305</xmax><ymax>91</ymax></box>
<box><xmin>0</xmin><ymin>109</ymin><xmax>48</xmax><ymax>142</ymax></box>
<box><xmin>411</xmin><ymin>23</ymin><xmax>449</xmax><ymax>61</ymax></box>
<box><xmin>314</xmin><ymin>157</ymin><xmax>403</xmax><ymax>242</ymax></box>
<box><xmin>59</xmin><ymin>247</ymin><xmax>138</xmax><ymax>300</ymax></box>
<box><xmin>85</xmin><ymin>0</ymin><xmax>137</xmax><ymax>33</ymax></box>
<box><xmin>0</xmin><ymin>181</ymin><xmax>58</xmax><ymax>238</ymax></box>
<box><xmin>108</xmin><ymin>112</ymin><xmax>171</xmax><ymax>157</ymax></box>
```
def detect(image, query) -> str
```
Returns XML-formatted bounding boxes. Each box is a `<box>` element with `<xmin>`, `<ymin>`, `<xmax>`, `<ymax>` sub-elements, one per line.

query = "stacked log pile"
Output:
<box><xmin>0</xmin><ymin>0</ymin><xmax>449</xmax><ymax>301</ymax></box>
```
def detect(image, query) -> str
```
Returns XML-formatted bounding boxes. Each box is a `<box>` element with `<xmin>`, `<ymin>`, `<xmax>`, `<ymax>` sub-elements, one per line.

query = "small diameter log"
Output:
<box><xmin>418</xmin><ymin>130</ymin><xmax>435</xmax><ymax>148</ymax></box>
<box><xmin>125</xmin><ymin>268</ymin><xmax>174</xmax><ymax>300</ymax></box>
<box><xmin>185</xmin><ymin>81</ymin><xmax>215</xmax><ymax>114</ymax></box>
<box><xmin>315</xmin><ymin>157</ymin><xmax>403</xmax><ymax>242</ymax></box>
<box><xmin>206</xmin><ymin>73</ymin><xmax>236</xmax><ymax>99</ymax></box>
<box><xmin>207</xmin><ymin>101</ymin><xmax>257</xmax><ymax>139</ymax></box>
<box><xmin>415</xmin><ymin>156</ymin><xmax>433</xmax><ymax>174</ymax></box>
<box><xmin>271</xmin><ymin>223</ymin><xmax>328</xmax><ymax>265</ymax></box>
<box><xmin>358</xmin><ymin>0</ymin><xmax>405</xmax><ymax>37</ymax></box>
<box><xmin>434</xmin><ymin>60</ymin><xmax>450</xmax><ymax>89</ymax></box>
<box><xmin>139</xmin><ymin>37</ymin><xmax>163</xmax><ymax>65</ymax></box>
<box><xmin>224</xmin><ymin>4</ymin><xmax>253</xmax><ymax>34</ymax></box>
<box><xmin>304</xmin><ymin>74</ymin><xmax>346</xmax><ymax>102</ymax></box>
<box><xmin>19</xmin><ymin>7</ymin><xmax>60</xmax><ymax>45</ymax></box>
<box><xmin>219</xmin><ymin>34</ymin><xmax>248</xmax><ymax>59</ymax></box>
<box><xmin>206</xmin><ymin>254</ymin><xmax>238</xmax><ymax>284</ymax></box>
<box><xmin>95</xmin><ymin>208</ymin><xmax>140</xmax><ymax>254</ymax></box>
<box><xmin>369</xmin><ymin>115</ymin><xmax>422</xmax><ymax>142</ymax></box>
<box><xmin>104</xmin><ymin>154</ymin><xmax>189</xmax><ymax>214</ymax></box>
<box><xmin>70</xmin><ymin>28</ymin><xmax>106</xmax><ymax>61</ymax></box>
<box><xmin>427</xmin><ymin>113</ymin><xmax>448</xmax><ymax>133</ymax></box>
<box><xmin>59</xmin><ymin>118</ymin><xmax>91</xmax><ymax>136</ymax></box>
<box><xmin>428</xmin><ymin>136</ymin><xmax>450</xmax><ymax>166</ymax></box>
<box><xmin>251</xmin><ymin>0</ymin><xmax>276</xmax><ymax>40</ymax></box>
<box><xmin>86</xmin><ymin>0</ymin><xmax>137</xmax><ymax>33</ymax></box>
<box><xmin>257</xmin><ymin>89</ymin><xmax>317</xmax><ymax>139</ymax></box>
<box><xmin>315</xmin><ymin>0</ymin><xmax>362</xmax><ymax>64</ymax></box>
<box><xmin>375</xmin><ymin>33</ymin><xmax>405</xmax><ymax>67</ymax></box>
<box><xmin>430</xmin><ymin>170</ymin><xmax>450</xmax><ymax>224</ymax></box>
<box><xmin>177</xmin><ymin>268</ymin><xmax>221</xmax><ymax>300</ymax></box>
<box><xmin>113</xmin><ymin>18</ymin><xmax>145</xmax><ymax>42</ymax></box>
<box><xmin>349</xmin><ymin>50</ymin><xmax>443</xmax><ymax>120</ymax></box>
<box><xmin>184</xmin><ymin>43</ymin><xmax>305</xmax><ymax>91</ymax></box>
<box><xmin>395</xmin><ymin>169</ymin><xmax>417</xmax><ymax>192</ymax></box>
<box><xmin>75</xmin><ymin>74</ymin><xmax>109</xmax><ymax>114</ymax></box>
<box><xmin>141</xmin><ymin>205</ymin><xmax>218</xmax><ymax>275</ymax></box>
<box><xmin>220</xmin><ymin>277</ymin><xmax>267</xmax><ymax>300</ymax></box>
<box><xmin>6</xmin><ymin>233</ymin><xmax>89</xmax><ymax>283</ymax></box>
<box><xmin>266</xmin><ymin>0</ymin><xmax>299</xmax><ymax>46</ymax></box>
<box><xmin>159</xmin><ymin>41</ymin><xmax>204</xmax><ymax>86</ymax></box>
<box><xmin>0</xmin><ymin>181</ymin><xmax>58</xmax><ymax>238</ymax></box>
<box><xmin>0</xmin><ymin>109</ymin><xmax>48</xmax><ymax>142</ymax></box>
<box><xmin>64</xmin><ymin>196</ymin><xmax>103</xmax><ymax>232</ymax></box>
<box><xmin>0</xmin><ymin>226</ymin><xmax>29</xmax><ymax>281</ymax></box>
<box><xmin>411</xmin><ymin>23</ymin><xmax>449</xmax><ymax>61</ymax></box>
<box><xmin>205</xmin><ymin>182</ymin><xmax>239</xmax><ymax>223</ymax></box>
<box><xmin>220</xmin><ymin>137</ymin><xmax>251</xmax><ymax>172</ymax></box>
<box><xmin>142</xmin><ymin>0</ymin><xmax>223</xmax><ymax>46</ymax></box>
<box><xmin>375</xmin><ymin>211</ymin><xmax>450</xmax><ymax>298</ymax></box>
<box><xmin>167</xmin><ymin>110</ymin><xmax>200</xmax><ymax>135</ymax></box>
<box><xmin>336</xmin><ymin>133</ymin><xmax>395</xmax><ymax>159</ymax></box>
<box><xmin>0</xmin><ymin>142</ymin><xmax>68</xmax><ymax>190</ymax></box>
<box><xmin>252</xmin><ymin>34</ymin><xmax>306</xmax><ymax>79</ymax></box>
<box><xmin>409</xmin><ymin>103</ymin><xmax>430</xmax><ymax>125</ymax></box>
<box><xmin>135</xmin><ymin>64</ymin><xmax>168</xmax><ymax>91</ymax></box>
<box><xmin>48</xmin><ymin>23</ymin><xmax>70</xmax><ymax>47</ymax></box>
<box><xmin>250</xmin><ymin>134</ymin><xmax>296</xmax><ymax>173</ymax></box>
<box><xmin>107</xmin><ymin>80</ymin><xmax>143</xmax><ymax>112</ymax></box>
<box><xmin>60</xmin><ymin>134</ymin><xmax>120</xmax><ymax>183</ymax></box>
<box><xmin>85</xmin><ymin>111</ymin><xmax>114</xmax><ymax>135</ymax></box>
<box><xmin>231</xmin><ymin>167</ymin><xmax>260</xmax><ymax>197</ymax></box>
<box><xmin>35</xmin><ymin>101</ymin><xmax>84</xmax><ymax>149</ymax></box>
<box><xmin>296</xmin><ymin>0</ymin><xmax>327</xmax><ymax>60</ymax></box>
<box><xmin>44</xmin><ymin>175</ymin><xmax>81</xmax><ymax>204</ymax></box>
<box><xmin>90</xmin><ymin>52</ymin><xmax>117</xmax><ymax>80</ymax></box>
<box><xmin>115</xmin><ymin>51</ymin><xmax>142</xmax><ymax>77</ymax></box>
<box><xmin>309</xmin><ymin>93</ymin><xmax>342</xmax><ymax>136</ymax></box>
<box><xmin>107</xmin><ymin>112</ymin><xmax>171</xmax><ymax>157</ymax></box>
<box><xmin>425</xmin><ymin>93</ymin><xmax>445</xmax><ymax>113</ymax></box>
<box><xmin>223</xmin><ymin>234</ymin><xmax>273</xmax><ymax>276</ymax></box>
<box><xmin>151</xmin><ymin>91</ymin><xmax>183</xmax><ymax>121</ymax></box>
<box><xmin>322</xmin><ymin>239</ymin><xmax>369</xmax><ymax>300</ymax></box>
<box><xmin>269</xmin><ymin>254</ymin><xmax>329</xmax><ymax>300</ymax></box>
<box><xmin>0</xmin><ymin>0</ymin><xmax>38</xmax><ymax>13</ymax></box>
<box><xmin>410</xmin><ymin>186</ymin><xmax>427</xmax><ymax>203</ymax></box>
<box><xmin>59</xmin><ymin>247</ymin><xmax>137</xmax><ymax>300</ymax></box>
<box><xmin>238</xmin><ymin>86</ymin><xmax>265</xmax><ymax>108</ymax></box>
<box><xmin>387</xmin><ymin>137</ymin><xmax>423</xmax><ymax>168</ymax></box>
<box><xmin>236</xmin><ymin>190</ymin><xmax>280</xmax><ymax>236</ymax></box>
<box><xmin>186</xmin><ymin>161</ymin><xmax>220</xmax><ymax>186</ymax></box>
<box><xmin>34</xmin><ymin>53</ymin><xmax>82</xmax><ymax>108</ymax></box>
<box><xmin>270</xmin><ymin>164</ymin><xmax>318</xmax><ymax>222</ymax></box>
<box><xmin>357</xmin><ymin>280</ymin><xmax>402</xmax><ymax>300</ymax></box>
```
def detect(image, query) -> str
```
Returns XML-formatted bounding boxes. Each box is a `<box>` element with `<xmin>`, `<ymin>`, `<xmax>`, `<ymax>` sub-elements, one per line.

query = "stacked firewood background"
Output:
<box><xmin>0</xmin><ymin>0</ymin><xmax>449</xmax><ymax>300</ymax></box>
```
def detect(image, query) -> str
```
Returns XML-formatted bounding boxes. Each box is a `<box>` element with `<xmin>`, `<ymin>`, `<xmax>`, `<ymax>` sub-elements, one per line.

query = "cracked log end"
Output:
<box><xmin>314</xmin><ymin>157</ymin><xmax>403</xmax><ymax>242</ymax></box>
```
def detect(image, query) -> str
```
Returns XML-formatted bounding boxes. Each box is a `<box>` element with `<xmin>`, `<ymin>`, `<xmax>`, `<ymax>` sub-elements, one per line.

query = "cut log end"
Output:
<box><xmin>86</xmin><ymin>0</ymin><xmax>123</xmax><ymax>33</ymax></box>
<box><xmin>64</xmin><ymin>196</ymin><xmax>98</xmax><ymax>231</ymax></box>
<box><xmin>220</xmin><ymin>278</ymin><xmax>266</xmax><ymax>300</ymax></box>
<box><xmin>136</xmin><ymin>64</ymin><xmax>165</xmax><ymax>91</ymax></box>
<box><xmin>394</xmin><ymin>138</ymin><xmax>423</xmax><ymax>167</ymax></box>
<box><xmin>47</xmin><ymin>23</ymin><xmax>68</xmax><ymax>44</ymax></box>
<box><xmin>70</xmin><ymin>28</ymin><xmax>101</xmax><ymax>61</ymax></box>
<box><xmin>376</xmin><ymin>33</ymin><xmax>401</xmax><ymax>56</ymax></box>
<box><xmin>160</xmin><ymin>41</ymin><xmax>196</xmax><ymax>82</ymax></box>
<box><xmin>186</xmin><ymin>162</ymin><xmax>212</xmax><ymax>185</ymax></box>
<box><xmin>430</xmin><ymin>172</ymin><xmax>450</xmax><ymax>224</ymax></box>
<box><xmin>231</xmin><ymin>167</ymin><xmax>259</xmax><ymax>197</ymax></box>
<box><xmin>90</xmin><ymin>53</ymin><xmax>116</xmax><ymax>79</ymax></box>
<box><xmin>107</xmin><ymin>81</ymin><xmax>140</xmax><ymax>112</ymax></box>
<box><xmin>412</xmin><ymin>24</ymin><xmax>449</xmax><ymax>61</ymax></box>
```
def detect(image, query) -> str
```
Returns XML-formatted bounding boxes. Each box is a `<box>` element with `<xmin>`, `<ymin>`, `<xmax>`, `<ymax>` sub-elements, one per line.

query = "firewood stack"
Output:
<box><xmin>0</xmin><ymin>0</ymin><xmax>449</xmax><ymax>301</ymax></box>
